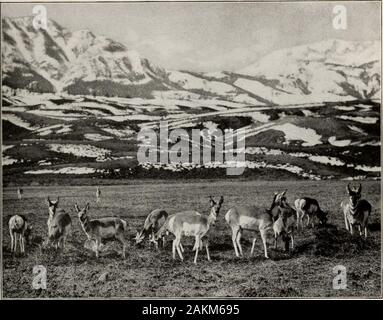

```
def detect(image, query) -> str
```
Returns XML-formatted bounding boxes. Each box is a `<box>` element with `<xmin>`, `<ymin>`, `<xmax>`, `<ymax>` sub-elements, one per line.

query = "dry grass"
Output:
<box><xmin>2</xmin><ymin>179</ymin><xmax>381</xmax><ymax>298</ymax></box>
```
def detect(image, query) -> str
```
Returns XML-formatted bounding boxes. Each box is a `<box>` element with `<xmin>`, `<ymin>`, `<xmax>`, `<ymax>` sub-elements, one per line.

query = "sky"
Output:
<box><xmin>2</xmin><ymin>1</ymin><xmax>381</xmax><ymax>72</ymax></box>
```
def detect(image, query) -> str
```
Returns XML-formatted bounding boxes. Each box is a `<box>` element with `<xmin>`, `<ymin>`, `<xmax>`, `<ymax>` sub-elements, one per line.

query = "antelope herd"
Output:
<box><xmin>8</xmin><ymin>183</ymin><xmax>374</xmax><ymax>264</ymax></box>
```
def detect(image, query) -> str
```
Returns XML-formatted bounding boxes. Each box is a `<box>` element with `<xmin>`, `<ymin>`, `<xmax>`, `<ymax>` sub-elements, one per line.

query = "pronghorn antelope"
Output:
<box><xmin>150</xmin><ymin>214</ymin><xmax>185</xmax><ymax>252</ymax></box>
<box><xmin>270</xmin><ymin>191</ymin><xmax>297</xmax><ymax>251</ymax></box>
<box><xmin>341</xmin><ymin>183</ymin><xmax>371</xmax><ymax>238</ymax></box>
<box><xmin>294</xmin><ymin>197</ymin><xmax>328</xmax><ymax>229</ymax></box>
<box><xmin>75</xmin><ymin>203</ymin><xmax>128</xmax><ymax>258</ymax></box>
<box><xmin>17</xmin><ymin>188</ymin><xmax>23</xmax><ymax>200</ymax></box>
<box><xmin>96</xmin><ymin>186</ymin><xmax>101</xmax><ymax>203</ymax></box>
<box><xmin>46</xmin><ymin>197</ymin><xmax>72</xmax><ymax>251</ymax></box>
<box><xmin>9</xmin><ymin>215</ymin><xmax>32</xmax><ymax>253</ymax></box>
<box><xmin>135</xmin><ymin>209</ymin><xmax>168</xmax><ymax>249</ymax></box>
<box><xmin>164</xmin><ymin>196</ymin><xmax>223</xmax><ymax>264</ymax></box>
<box><xmin>225</xmin><ymin>195</ymin><xmax>274</xmax><ymax>259</ymax></box>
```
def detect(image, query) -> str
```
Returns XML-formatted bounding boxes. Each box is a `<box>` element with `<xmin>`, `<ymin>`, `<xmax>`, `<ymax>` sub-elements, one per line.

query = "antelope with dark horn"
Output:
<box><xmin>341</xmin><ymin>183</ymin><xmax>371</xmax><ymax>238</ymax></box>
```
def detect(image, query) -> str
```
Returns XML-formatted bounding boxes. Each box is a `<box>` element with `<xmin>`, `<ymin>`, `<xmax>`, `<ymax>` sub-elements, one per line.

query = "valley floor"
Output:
<box><xmin>2</xmin><ymin>180</ymin><xmax>381</xmax><ymax>298</ymax></box>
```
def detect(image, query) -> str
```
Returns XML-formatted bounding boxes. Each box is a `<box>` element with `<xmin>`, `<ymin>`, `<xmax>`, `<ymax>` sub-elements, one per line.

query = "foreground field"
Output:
<box><xmin>2</xmin><ymin>179</ymin><xmax>381</xmax><ymax>298</ymax></box>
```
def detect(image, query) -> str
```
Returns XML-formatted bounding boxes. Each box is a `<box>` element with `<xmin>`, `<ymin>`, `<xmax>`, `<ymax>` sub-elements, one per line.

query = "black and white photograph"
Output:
<box><xmin>1</xmin><ymin>1</ymin><xmax>381</xmax><ymax>299</ymax></box>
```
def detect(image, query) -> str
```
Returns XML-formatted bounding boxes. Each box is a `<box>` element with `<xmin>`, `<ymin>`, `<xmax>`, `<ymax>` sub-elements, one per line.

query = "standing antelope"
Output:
<box><xmin>295</xmin><ymin>197</ymin><xmax>328</xmax><ymax>229</ymax></box>
<box><xmin>270</xmin><ymin>190</ymin><xmax>297</xmax><ymax>251</ymax></box>
<box><xmin>75</xmin><ymin>203</ymin><xmax>127</xmax><ymax>258</ymax></box>
<box><xmin>17</xmin><ymin>188</ymin><xmax>23</xmax><ymax>200</ymax></box>
<box><xmin>225</xmin><ymin>195</ymin><xmax>274</xmax><ymax>259</ymax></box>
<box><xmin>96</xmin><ymin>186</ymin><xmax>101</xmax><ymax>203</ymax></box>
<box><xmin>46</xmin><ymin>197</ymin><xmax>72</xmax><ymax>251</ymax></box>
<box><xmin>135</xmin><ymin>209</ymin><xmax>168</xmax><ymax>249</ymax></box>
<box><xmin>150</xmin><ymin>213</ymin><xmax>185</xmax><ymax>252</ymax></box>
<box><xmin>9</xmin><ymin>215</ymin><xmax>32</xmax><ymax>253</ymax></box>
<box><xmin>165</xmin><ymin>196</ymin><xmax>223</xmax><ymax>264</ymax></box>
<box><xmin>341</xmin><ymin>183</ymin><xmax>371</xmax><ymax>238</ymax></box>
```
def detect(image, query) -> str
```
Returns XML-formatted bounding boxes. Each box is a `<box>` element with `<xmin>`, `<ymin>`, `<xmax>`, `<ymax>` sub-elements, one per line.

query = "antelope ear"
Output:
<box><xmin>347</xmin><ymin>183</ymin><xmax>352</xmax><ymax>194</ymax></box>
<box><xmin>74</xmin><ymin>204</ymin><xmax>80</xmax><ymax>213</ymax></box>
<box><xmin>56</xmin><ymin>197</ymin><xmax>59</xmax><ymax>205</ymax></box>
<box><xmin>282</xmin><ymin>189</ymin><xmax>287</xmax><ymax>196</ymax></box>
<box><xmin>218</xmin><ymin>196</ymin><xmax>224</xmax><ymax>206</ymax></box>
<box><xmin>357</xmin><ymin>184</ymin><xmax>362</xmax><ymax>194</ymax></box>
<box><xmin>86</xmin><ymin>203</ymin><xmax>90</xmax><ymax>211</ymax></box>
<box><xmin>47</xmin><ymin>197</ymin><xmax>51</xmax><ymax>205</ymax></box>
<box><xmin>209</xmin><ymin>195</ymin><xmax>216</xmax><ymax>207</ymax></box>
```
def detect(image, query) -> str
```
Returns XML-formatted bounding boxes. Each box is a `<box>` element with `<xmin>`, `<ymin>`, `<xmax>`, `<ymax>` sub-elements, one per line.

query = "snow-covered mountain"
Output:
<box><xmin>2</xmin><ymin>16</ymin><xmax>169</xmax><ymax>96</ymax></box>
<box><xmin>236</xmin><ymin>39</ymin><xmax>381</xmax><ymax>104</ymax></box>
<box><xmin>2</xmin><ymin>16</ymin><xmax>381</xmax><ymax>104</ymax></box>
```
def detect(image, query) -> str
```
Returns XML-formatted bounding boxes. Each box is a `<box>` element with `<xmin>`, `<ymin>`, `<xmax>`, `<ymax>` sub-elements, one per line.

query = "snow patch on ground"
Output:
<box><xmin>2</xmin><ymin>113</ymin><xmax>40</xmax><ymax>130</ymax></box>
<box><xmin>355</xmin><ymin>165</ymin><xmax>381</xmax><ymax>172</ymax></box>
<box><xmin>101</xmin><ymin>127</ymin><xmax>135</xmax><ymax>139</ymax></box>
<box><xmin>84</xmin><ymin>133</ymin><xmax>113</xmax><ymax>141</ymax></box>
<box><xmin>328</xmin><ymin>136</ymin><xmax>351</xmax><ymax>147</ymax></box>
<box><xmin>337</xmin><ymin>115</ymin><xmax>378</xmax><ymax>124</ymax></box>
<box><xmin>239</xmin><ymin>111</ymin><xmax>270</xmax><ymax>123</ymax></box>
<box><xmin>308</xmin><ymin>155</ymin><xmax>345</xmax><ymax>166</ymax></box>
<box><xmin>335</xmin><ymin>106</ymin><xmax>355</xmax><ymax>111</ymax></box>
<box><xmin>48</xmin><ymin>144</ymin><xmax>110</xmax><ymax>161</ymax></box>
<box><xmin>35</xmin><ymin>124</ymin><xmax>72</xmax><ymax>136</ymax></box>
<box><xmin>348</xmin><ymin>125</ymin><xmax>367</xmax><ymax>135</ymax></box>
<box><xmin>25</xmin><ymin>167</ymin><xmax>97</xmax><ymax>175</ymax></box>
<box><xmin>272</xmin><ymin>123</ymin><xmax>322</xmax><ymax>146</ymax></box>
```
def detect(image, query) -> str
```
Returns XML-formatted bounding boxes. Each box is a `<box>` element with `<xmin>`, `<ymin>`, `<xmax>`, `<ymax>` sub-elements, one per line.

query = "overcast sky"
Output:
<box><xmin>2</xmin><ymin>1</ymin><xmax>381</xmax><ymax>72</ymax></box>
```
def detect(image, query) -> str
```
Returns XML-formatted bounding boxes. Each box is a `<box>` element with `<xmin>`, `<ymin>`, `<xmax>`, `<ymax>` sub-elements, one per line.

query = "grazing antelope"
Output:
<box><xmin>9</xmin><ymin>215</ymin><xmax>32</xmax><ymax>253</ymax></box>
<box><xmin>17</xmin><ymin>188</ymin><xmax>23</xmax><ymax>200</ymax></box>
<box><xmin>294</xmin><ymin>197</ymin><xmax>328</xmax><ymax>229</ymax></box>
<box><xmin>46</xmin><ymin>197</ymin><xmax>72</xmax><ymax>251</ymax></box>
<box><xmin>270</xmin><ymin>191</ymin><xmax>297</xmax><ymax>251</ymax></box>
<box><xmin>135</xmin><ymin>209</ymin><xmax>168</xmax><ymax>249</ymax></box>
<box><xmin>75</xmin><ymin>203</ymin><xmax>127</xmax><ymax>258</ymax></box>
<box><xmin>225</xmin><ymin>195</ymin><xmax>274</xmax><ymax>258</ymax></box>
<box><xmin>341</xmin><ymin>183</ymin><xmax>371</xmax><ymax>238</ymax></box>
<box><xmin>164</xmin><ymin>196</ymin><xmax>223</xmax><ymax>264</ymax></box>
<box><xmin>150</xmin><ymin>214</ymin><xmax>185</xmax><ymax>252</ymax></box>
<box><xmin>96</xmin><ymin>186</ymin><xmax>101</xmax><ymax>203</ymax></box>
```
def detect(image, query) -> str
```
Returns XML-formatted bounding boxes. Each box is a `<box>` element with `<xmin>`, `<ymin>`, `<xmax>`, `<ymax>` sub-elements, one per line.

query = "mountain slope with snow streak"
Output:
<box><xmin>2</xmin><ymin>17</ymin><xmax>380</xmax><ymax>104</ymax></box>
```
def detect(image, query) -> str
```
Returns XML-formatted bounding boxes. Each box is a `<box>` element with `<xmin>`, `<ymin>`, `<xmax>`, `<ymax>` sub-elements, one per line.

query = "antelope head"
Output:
<box><xmin>208</xmin><ymin>196</ymin><xmax>224</xmax><ymax>225</ymax></box>
<box><xmin>75</xmin><ymin>203</ymin><xmax>90</xmax><ymax>221</ymax></box>
<box><xmin>347</xmin><ymin>183</ymin><xmax>362</xmax><ymax>207</ymax></box>
<box><xmin>275</xmin><ymin>190</ymin><xmax>287</xmax><ymax>205</ymax></box>
<box><xmin>47</xmin><ymin>197</ymin><xmax>59</xmax><ymax>218</ymax></box>
<box><xmin>318</xmin><ymin>210</ymin><xmax>328</xmax><ymax>225</ymax></box>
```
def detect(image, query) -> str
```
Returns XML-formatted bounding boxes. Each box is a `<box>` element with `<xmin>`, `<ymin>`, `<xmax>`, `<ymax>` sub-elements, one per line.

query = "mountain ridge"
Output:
<box><xmin>2</xmin><ymin>16</ymin><xmax>381</xmax><ymax>104</ymax></box>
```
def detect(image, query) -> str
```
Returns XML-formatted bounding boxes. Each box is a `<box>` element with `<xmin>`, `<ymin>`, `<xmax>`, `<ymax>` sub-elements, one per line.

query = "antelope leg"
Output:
<box><xmin>205</xmin><ymin>241</ymin><xmax>211</xmax><ymax>262</ymax></box>
<box><xmin>19</xmin><ymin>234</ymin><xmax>23</xmax><ymax>253</ymax></box>
<box><xmin>176</xmin><ymin>239</ymin><xmax>183</xmax><ymax>261</ymax></box>
<box><xmin>172</xmin><ymin>240</ymin><xmax>176</xmax><ymax>260</ymax></box>
<box><xmin>250</xmin><ymin>237</ymin><xmax>257</xmax><ymax>256</ymax></box>
<box><xmin>232</xmin><ymin>228</ymin><xmax>240</xmax><ymax>257</ymax></box>
<box><xmin>291</xmin><ymin>234</ymin><xmax>294</xmax><ymax>250</ymax></box>
<box><xmin>10</xmin><ymin>231</ymin><xmax>14</xmax><ymax>252</ymax></box>
<box><xmin>260</xmin><ymin>229</ymin><xmax>269</xmax><ymax>259</ymax></box>
<box><xmin>236</xmin><ymin>229</ymin><xmax>243</xmax><ymax>257</ymax></box>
